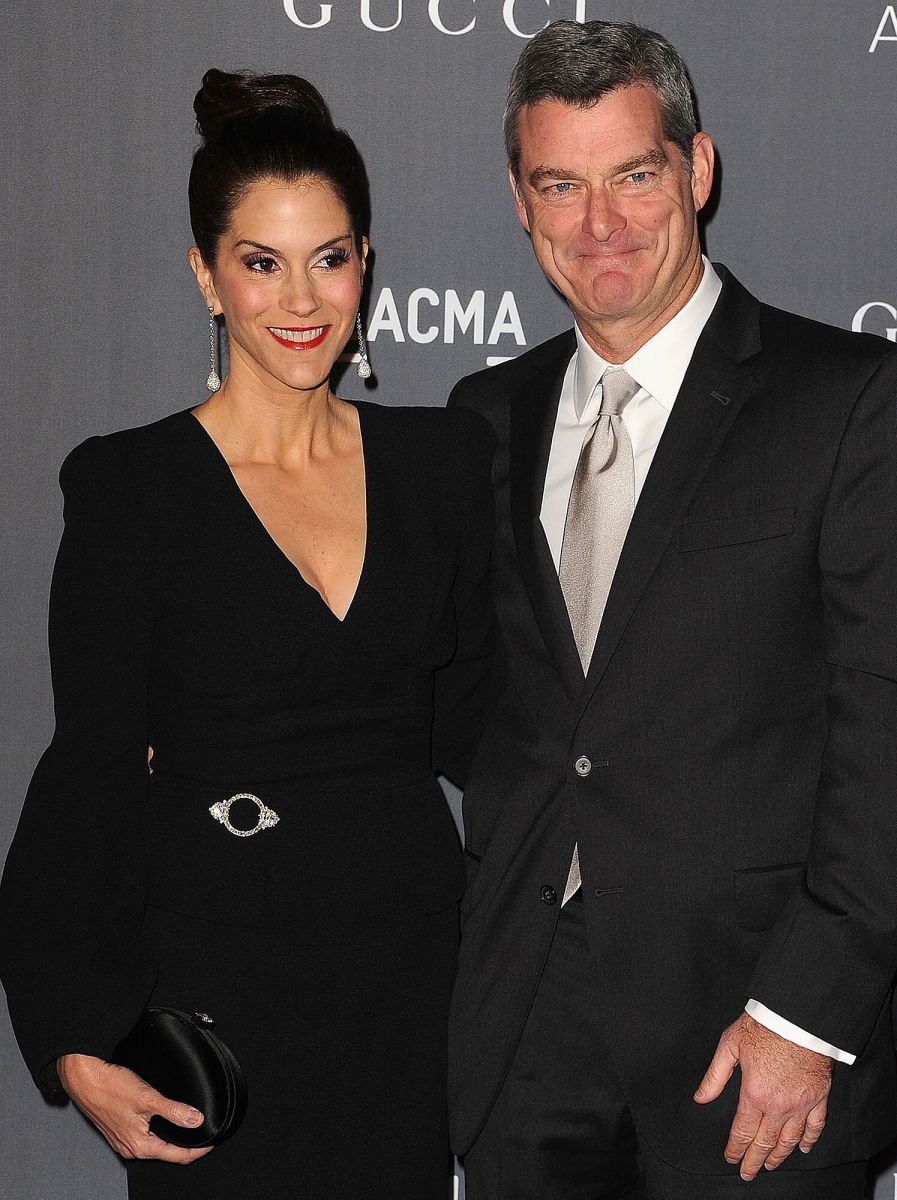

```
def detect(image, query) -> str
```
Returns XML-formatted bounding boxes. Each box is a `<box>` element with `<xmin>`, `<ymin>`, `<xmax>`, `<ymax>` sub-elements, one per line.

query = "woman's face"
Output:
<box><xmin>191</xmin><ymin>176</ymin><xmax>366</xmax><ymax>397</ymax></box>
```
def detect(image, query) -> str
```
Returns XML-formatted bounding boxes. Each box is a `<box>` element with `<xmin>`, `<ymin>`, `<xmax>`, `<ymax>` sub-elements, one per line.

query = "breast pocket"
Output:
<box><xmin>678</xmin><ymin>506</ymin><xmax>795</xmax><ymax>552</ymax></box>
<box><xmin>734</xmin><ymin>862</ymin><xmax>805</xmax><ymax>932</ymax></box>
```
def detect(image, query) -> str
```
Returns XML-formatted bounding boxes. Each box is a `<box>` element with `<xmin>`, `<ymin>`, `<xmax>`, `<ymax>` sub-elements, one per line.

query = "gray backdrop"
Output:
<box><xmin>3</xmin><ymin>2</ymin><xmax>897</xmax><ymax>1196</ymax></box>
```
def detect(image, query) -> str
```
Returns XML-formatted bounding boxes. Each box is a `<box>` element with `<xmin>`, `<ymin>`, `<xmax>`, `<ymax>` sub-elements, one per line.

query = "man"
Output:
<box><xmin>448</xmin><ymin>19</ymin><xmax>897</xmax><ymax>1199</ymax></box>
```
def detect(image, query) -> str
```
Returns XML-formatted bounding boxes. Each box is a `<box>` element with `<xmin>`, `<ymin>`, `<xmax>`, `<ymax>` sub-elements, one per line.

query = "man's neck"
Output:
<box><xmin>577</xmin><ymin>255</ymin><xmax>705</xmax><ymax>364</ymax></box>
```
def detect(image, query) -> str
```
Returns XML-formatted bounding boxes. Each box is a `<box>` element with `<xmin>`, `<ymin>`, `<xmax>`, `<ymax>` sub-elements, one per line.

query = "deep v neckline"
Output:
<box><xmin>183</xmin><ymin>402</ymin><xmax>371</xmax><ymax>624</ymax></box>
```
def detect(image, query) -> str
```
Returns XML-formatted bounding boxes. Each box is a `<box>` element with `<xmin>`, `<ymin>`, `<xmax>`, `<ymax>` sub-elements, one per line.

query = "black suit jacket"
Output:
<box><xmin>447</xmin><ymin>266</ymin><xmax>897</xmax><ymax>1172</ymax></box>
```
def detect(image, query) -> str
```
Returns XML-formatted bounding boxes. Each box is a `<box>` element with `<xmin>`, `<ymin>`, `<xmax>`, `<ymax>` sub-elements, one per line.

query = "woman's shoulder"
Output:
<box><xmin>357</xmin><ymin>400</ymin><xmax>495</xmax><ymax>476</ymax></box>
<box><xmin>59</xmin><ymin>409</ymin><xmax>196</xmax><ymax>505</ymax></box>
<box><xmin>60</xmin><ymin>410</ymin><xmax>194</xmax><ymax>484</ymax></box>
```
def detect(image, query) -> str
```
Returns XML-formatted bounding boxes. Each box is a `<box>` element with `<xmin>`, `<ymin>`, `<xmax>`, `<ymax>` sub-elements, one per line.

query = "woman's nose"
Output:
<box><xmin>280</xmin><ymin>272</ymin><xmax>321</xmax><ymax>318</ymax></box>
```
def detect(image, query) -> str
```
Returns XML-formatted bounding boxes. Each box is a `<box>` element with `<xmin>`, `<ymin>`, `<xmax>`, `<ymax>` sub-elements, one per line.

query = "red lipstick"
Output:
<box><xmin>268</xmin><ymin>325</ymin><xmax>331</xmax><ymax>350</ymax></box>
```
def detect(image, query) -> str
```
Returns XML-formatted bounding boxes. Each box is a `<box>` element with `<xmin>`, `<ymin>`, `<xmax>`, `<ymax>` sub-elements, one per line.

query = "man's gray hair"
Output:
<box><xmin>505</xmin><ymin>20</ymin><xmax>698</xmax><ymax>179</ymax></box>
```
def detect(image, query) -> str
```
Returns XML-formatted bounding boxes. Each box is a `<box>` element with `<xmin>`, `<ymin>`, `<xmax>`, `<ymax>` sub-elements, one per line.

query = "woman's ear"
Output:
<box><xmin>187</xmin><ymin>246</ymin><xmax>221</xmax><ymax>314</ymax></box>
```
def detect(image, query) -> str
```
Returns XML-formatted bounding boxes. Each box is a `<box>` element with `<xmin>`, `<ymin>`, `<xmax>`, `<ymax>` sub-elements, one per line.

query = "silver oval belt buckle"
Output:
<box><xmin>209</xmin><ymin>792</ymin><xmax>280</xmax><ymax>838</ymax></box>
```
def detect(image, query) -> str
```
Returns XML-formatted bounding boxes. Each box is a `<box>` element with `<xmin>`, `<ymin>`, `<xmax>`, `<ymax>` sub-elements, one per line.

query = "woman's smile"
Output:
<box><xmin>267</xmin><ymin>325</ymin><xmax>331</xmax><ymax>349</ymax></box>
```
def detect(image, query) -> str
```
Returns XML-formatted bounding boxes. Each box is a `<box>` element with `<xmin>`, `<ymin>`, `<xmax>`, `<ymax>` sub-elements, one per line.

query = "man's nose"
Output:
<box><xmin>582</xmin><ymin>186</ymin><xmax>626</xmax><ymax>241</ymax></box>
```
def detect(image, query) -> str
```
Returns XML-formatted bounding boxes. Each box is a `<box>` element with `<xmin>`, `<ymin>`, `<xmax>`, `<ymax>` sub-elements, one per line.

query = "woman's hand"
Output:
<box><xmin>57</xmin><ymin>1053</ymin><xmax>213</xmax><ymax>1164</ymax></box>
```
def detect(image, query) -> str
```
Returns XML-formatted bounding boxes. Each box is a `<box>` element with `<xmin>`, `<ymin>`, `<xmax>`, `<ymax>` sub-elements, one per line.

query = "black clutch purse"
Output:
<box><xmin>112</xmin><ymin>1007</ymin><xmax>247</xmax><ymax>1147</ymax></box>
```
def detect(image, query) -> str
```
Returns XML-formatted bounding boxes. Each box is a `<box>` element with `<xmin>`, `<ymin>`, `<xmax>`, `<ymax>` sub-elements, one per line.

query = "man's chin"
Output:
<box><xmin>572</xmin><ymin>258</ymin><xmax>643</xmax><ymax>303</ymax></box>
<box><xmin>582</xmin><ymin>279</ymin><xmax>646</xmax><ymax>323</ymax></box>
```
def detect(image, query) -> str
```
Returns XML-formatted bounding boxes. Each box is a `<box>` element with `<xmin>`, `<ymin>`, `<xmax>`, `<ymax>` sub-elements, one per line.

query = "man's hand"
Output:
<box><xmin>694</xmin><ymin>1013</ymin><xmax>832</xmax><ymax>1180</ymax></box>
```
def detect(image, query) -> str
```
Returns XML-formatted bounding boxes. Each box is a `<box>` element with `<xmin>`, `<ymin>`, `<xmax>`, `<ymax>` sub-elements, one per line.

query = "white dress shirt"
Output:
<box><xmin>539</xmin><ymin>257</ymin><xmax>853</xmax><ymax>1065</ymax></box>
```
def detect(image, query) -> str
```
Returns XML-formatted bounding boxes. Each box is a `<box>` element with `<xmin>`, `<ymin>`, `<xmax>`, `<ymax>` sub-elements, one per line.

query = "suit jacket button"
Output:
<box><xmin>540</xmin><ymin>884</ymin><xmax>558</xmax><ymax>905</ymax></box>
<box><xmin>574</xmin><ymin>756</ymin><xmax>592</xmax><ymax>777</ymax></box>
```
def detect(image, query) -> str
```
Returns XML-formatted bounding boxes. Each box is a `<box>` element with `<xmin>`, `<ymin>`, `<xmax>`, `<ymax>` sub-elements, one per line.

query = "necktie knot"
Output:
<box><xmin>598</xmin><ymin>367</ymin><xmax>640</xmax><ymax>417</ymax></box>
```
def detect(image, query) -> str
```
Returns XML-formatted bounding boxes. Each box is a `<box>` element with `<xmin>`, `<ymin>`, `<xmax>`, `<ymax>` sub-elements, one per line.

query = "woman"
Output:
<box><xmin>0</xmin><ymin>70</ymin><xmax>494</xmax><ymax>1199</ymax></box>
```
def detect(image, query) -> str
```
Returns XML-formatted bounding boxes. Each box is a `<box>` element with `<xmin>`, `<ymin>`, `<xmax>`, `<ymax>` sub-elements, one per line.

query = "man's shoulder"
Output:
<box><xmin>715</xmin><ymin>266</ymin><xmax>896</xmax><ymax>377</ymax></box>
<box><xmin>448</xmin><ymin>329</ymin><xmax>576</xmax><ymax>418</ymax></box>
<box><xmin>751</xmin><ymin>304</ymin><xmax>897</xmax><ymax>418</ymax></box>
<box><xmin>757</xmin><ymin>300</ymin><xmax>894</xmax><ymax>367</ymax></box>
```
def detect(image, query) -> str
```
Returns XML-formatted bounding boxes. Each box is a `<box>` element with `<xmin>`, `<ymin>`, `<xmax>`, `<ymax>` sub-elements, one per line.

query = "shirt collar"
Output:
<box><xmin>572</xmin><ymin>257</ymin><xmax>723</xmax><ymax>417</ymax></box>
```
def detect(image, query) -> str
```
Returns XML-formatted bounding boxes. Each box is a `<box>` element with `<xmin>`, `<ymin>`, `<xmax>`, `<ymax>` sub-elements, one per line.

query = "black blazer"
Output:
<box><xmin>447</xmin><ymin>266</ymin><xmax>897</xmax><ymax>1172</ymax></box>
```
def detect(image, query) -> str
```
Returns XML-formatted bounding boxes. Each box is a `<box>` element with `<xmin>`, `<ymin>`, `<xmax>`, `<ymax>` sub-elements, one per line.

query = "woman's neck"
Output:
<box><xmin>193</xmin><ymin>377</ymin><xmax>356</xmax><ymax>469</ymax></box>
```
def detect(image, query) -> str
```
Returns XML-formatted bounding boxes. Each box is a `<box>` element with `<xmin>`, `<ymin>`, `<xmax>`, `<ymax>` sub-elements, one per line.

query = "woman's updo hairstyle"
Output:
<box><xmin>189</xmin><ymin>69</ymin><xmax>370</xmax><ymax>263</ymax></box>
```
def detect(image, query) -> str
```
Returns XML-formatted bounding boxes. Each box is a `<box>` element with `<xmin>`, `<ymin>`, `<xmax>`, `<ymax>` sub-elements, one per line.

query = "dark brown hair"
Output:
<box><xmin>189</xmin><ymin>69</ymin><xmax>370</xmax><ymax>262</ymax></box>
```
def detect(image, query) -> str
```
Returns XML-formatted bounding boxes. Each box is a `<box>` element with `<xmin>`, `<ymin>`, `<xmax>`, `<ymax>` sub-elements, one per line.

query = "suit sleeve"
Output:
<box><xmin>431</xmin><ymin>406</ymin><xmax>499</xmax><ymax>789</ymax></box>
<box><xmin>0</xmin><ymin>437</ymin><xmax>157</xmax><ymax>1097</ymax></box>
<box><xmin>747</xmin><ymin>352</ymin><xmax>897</xmax><ymax>1055</ymax></box>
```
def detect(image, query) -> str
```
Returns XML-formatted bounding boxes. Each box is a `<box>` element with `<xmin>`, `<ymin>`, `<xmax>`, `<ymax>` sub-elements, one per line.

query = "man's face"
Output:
<box><xmin>511</xmin><ymin>85</ymin><xmax>714</xmax><ymax>353</ymax></box>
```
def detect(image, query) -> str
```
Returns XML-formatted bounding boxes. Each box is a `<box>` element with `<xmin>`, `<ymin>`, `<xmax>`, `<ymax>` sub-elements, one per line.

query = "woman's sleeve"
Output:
<box><xmin>0</xmin><ymin>436</ymin><xmax>158</xmax><ymax>1097</ymax></box>
<box><xmin>432</xmin><ymin>409</ymin><xmax>500</xmax><ymax>789</ymax></box>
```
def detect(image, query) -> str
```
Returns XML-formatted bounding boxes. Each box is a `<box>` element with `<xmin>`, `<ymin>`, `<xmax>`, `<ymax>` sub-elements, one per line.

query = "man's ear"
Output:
<box><xmin>690</xmin><ymin>132</ymin><xmax>715</xmax><ymax>213</ymax></box>
<box><xmin>187</xmin><ymin>245</ymin><xmax>221</xmax><ymax>314</ymax></box>
<box><xmin>509</xmin><ymin>165</ymin><xmax>531</xmax><ymax>234</ymax></box>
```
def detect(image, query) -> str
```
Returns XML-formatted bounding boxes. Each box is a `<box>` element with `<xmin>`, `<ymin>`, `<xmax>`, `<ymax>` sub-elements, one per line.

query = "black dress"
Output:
<box><xmin>0</xmin><ymin>401</ymin><xmax>495</xmax><ymax>1199</ymax></box>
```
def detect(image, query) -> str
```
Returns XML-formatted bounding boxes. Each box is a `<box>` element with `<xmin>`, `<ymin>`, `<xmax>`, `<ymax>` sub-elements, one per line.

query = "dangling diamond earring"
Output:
<box><xmin>356</xmin><ymin>312</ymin><xmax>372</xmax><ymax>380</ymax></box>
<box><xmin>206</xmin><ymin>305</ymin><xmax>221</xmax><ymax>392</ymax></box>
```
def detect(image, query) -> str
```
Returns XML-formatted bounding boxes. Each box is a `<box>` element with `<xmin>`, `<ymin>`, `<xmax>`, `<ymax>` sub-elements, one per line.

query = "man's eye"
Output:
<box><xmin>547</xmin><ymin>182</ymin><xmax>573</xmax><ymax>195</ymax></box>
<box><xmin>628</xmin><ymin>172</ymin><xmax>652</xmax><ymax>185</ymax></box>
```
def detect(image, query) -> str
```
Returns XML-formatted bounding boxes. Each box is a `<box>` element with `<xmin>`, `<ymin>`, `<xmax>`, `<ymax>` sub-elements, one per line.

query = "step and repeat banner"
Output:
<box><xmin>2</xmin><ymin>2</ymin><xmax>896</xmax><ymax>1196</ymax></box>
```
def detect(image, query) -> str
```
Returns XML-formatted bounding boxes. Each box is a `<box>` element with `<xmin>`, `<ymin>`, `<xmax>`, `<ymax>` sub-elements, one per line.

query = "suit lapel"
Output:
<box><xmin>580</xmin><ymin>269</ymin><xmax>762</xmax><ymax>710</ymax></box>
<box><xmin>509</xmin><ymin>332</ymin><xmax>584</xmax><ymax>701</ymax></box>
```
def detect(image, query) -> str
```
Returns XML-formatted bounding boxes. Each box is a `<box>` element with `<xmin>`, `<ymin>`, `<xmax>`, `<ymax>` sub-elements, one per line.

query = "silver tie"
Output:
<box><xmin>559</xmin><ymin>367</ymin><xmax>639</xmax><ymax>671</ymax></box>
<box><xmin>559</xmin><ymin>367</ymin><xmax>639</xmax><ymax>904</ymax></box>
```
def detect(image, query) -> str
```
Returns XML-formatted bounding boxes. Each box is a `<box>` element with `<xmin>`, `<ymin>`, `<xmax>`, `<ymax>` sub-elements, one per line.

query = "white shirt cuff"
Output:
<box><xmin>745</xmin><ymin>999</ymin><xmax>855</xmax><ymax>1064</ymax></box>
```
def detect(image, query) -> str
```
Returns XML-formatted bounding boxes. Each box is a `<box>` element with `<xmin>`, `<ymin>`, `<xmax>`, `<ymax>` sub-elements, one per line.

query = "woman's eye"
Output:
<box><xmin>246</xmin><ymin>255</ymin><xmax>278</xmax><ymax>273</ymax></box>
<box><xmin>317</xmin><ymin>248</ymin><xmax>351</xmax><ymax>270</ymax></box>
